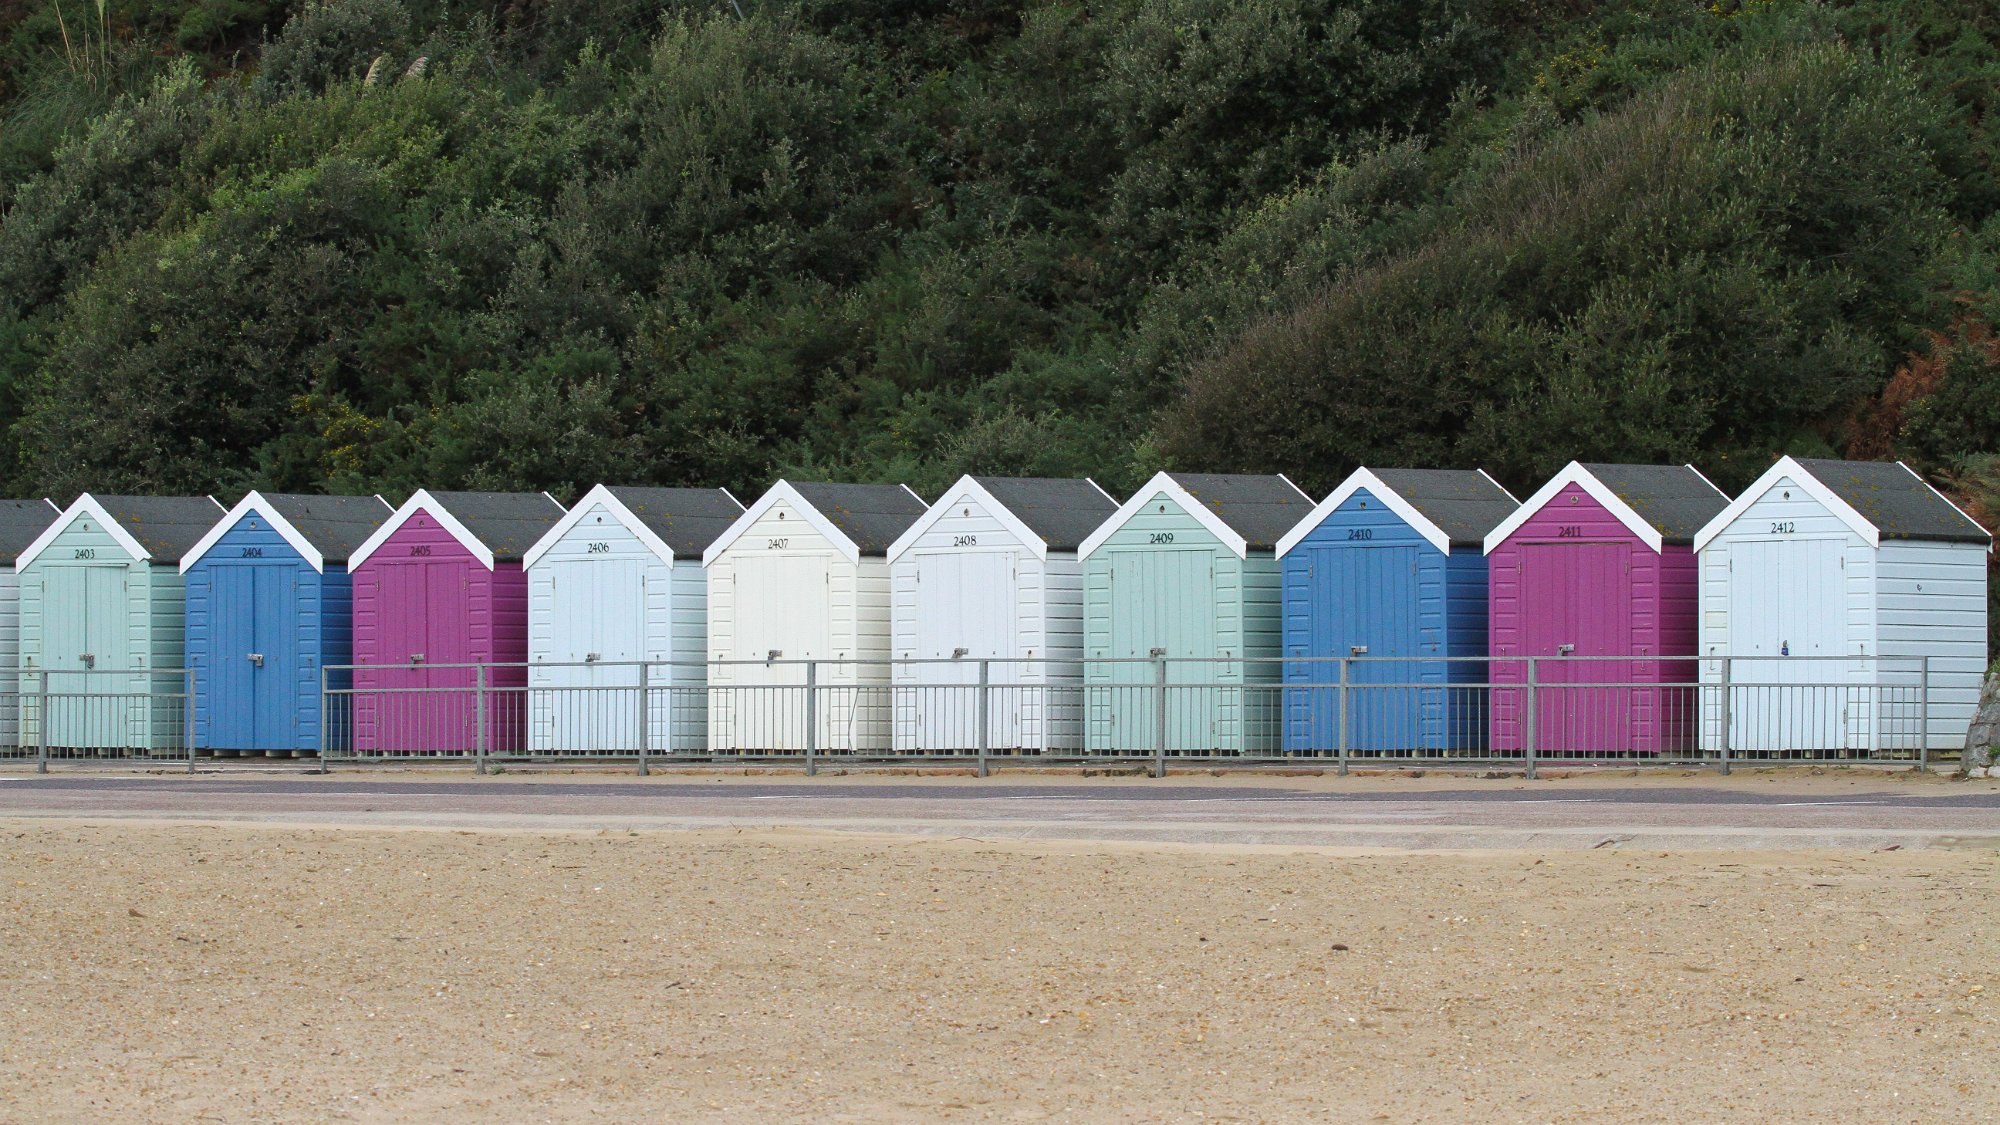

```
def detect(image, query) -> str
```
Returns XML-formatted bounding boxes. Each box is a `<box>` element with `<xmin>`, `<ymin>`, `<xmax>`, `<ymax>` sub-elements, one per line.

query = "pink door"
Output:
<box><xmin>1521</xmin><ymin>542</ymin><xmax>1633</xmax><ymax>752</ymax></box>
<box><xmin>366</xmin><ymin>560</ymin><xmax>475</xmax><ymax>752</ymax></box>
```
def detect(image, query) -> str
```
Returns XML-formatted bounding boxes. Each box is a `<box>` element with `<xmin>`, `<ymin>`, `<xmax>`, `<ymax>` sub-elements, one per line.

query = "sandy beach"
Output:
<box><xmin>2</xmin><ymin>820</ymin><xmax>1997</xmax><ymax>1122</ymax></box>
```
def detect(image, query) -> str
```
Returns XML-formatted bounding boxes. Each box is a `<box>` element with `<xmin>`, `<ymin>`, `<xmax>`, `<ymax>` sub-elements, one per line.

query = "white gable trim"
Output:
<box><xmin>18</xmin><ymin>493</ymin><xmax>157</xmax><ymax>568</ymax></box>
<box><xmin>886</xmin><ymin>476</ymin><xmax>1047</xmax><ymax>564</ymax></box>
<box><xmin>348</xmin><ymin>489</ymin><xmax>497</xmax><ymax>570</ymax></box>
<box><xmin>703</xmin><ymin>481</ymin><xmax>861</xmax><ymax>567</ymax></box>
<box><xmin>1475</xmin><ymin>468</ymin><xmax>1521</xmax><ymax>503</ymax></box>
<box><xmin>179</xmin><ymin>491</ymin><xmax>330</xmax><ymax>573</ymax></box>
<box><xmin>1276</xmin><ymin>469</ymin><xmax>1452</xmax><ymax>557</ymax></box>
<box><xmin>1692</xmin><ymin>456</ymin><xmax>1878</xmax><ymax>553</ymax></box>
<box><xmin>1077</xmin><ymin>471</ymin><xmax>1250</xmax><ymax>561</ymax></box>
<box><xmin>526</xmin><ymin>484</ymin><xmax>676</xmax><ymax>569</ymax></box>
<box><xmin>1482</xmin><ymin>462</ymin><xmax>1674</xmax><ymax>555</ymax></box>
<box><xmin>1906</xmin><ymin>461</ymin><xmax>1994</xmax><ymax>552</ymax></box>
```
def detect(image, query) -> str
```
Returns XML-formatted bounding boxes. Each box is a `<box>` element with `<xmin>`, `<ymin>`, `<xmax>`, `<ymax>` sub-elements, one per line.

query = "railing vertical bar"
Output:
<box><xmin>35</xmin><ymin>669</ymin><xmax>48</xmax><ymax>775</ymax></box>
<box><xmin>976</xmin><ymin>659</ymin><xmax>990</xmax><ymax>779</ymax></box>
<box><xmin>804</xmin><ymin>661</ymin><xmax>818</xmax><ymax>778</ymax></box>
<box><xmin>637</xmin><ymin>661</ymin><xmax>650</xmax><ymax>777</ymax></box>
<box><xmin>1153</xmin><ymin>656</ymin><xmax>1167</xmax><ymax>779</ymax></box>
<box><xmin>1336</xmin><ymin>658</ymin><xmax>1349</xmax><ymax>777</ymax></box>
<box><xmin>474</xmin><ymin>663</ymin><xmax>488</xmax><ymax>776</ymax></box>
<box><xmin>1524</xmin><ymin>656</ymin><xmax>1538</xmax><ymax>781</ymax></box>
<box><xmin>1718</xmin><ymin>656</ymin><xmax>1731</xmax><ymax>776</ymax></box>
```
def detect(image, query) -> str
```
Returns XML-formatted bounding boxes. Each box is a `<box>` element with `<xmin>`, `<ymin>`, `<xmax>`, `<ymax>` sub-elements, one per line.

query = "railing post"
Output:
<box><xmin>1524</xmin><ymin>656</ymin><xmax>1539</xmax><ymax>781</ymax></box>
<box><xmin>185</xmin><ymin>666</ymin><xmax>196</xmax><ymax>775</ymax></box>
<box><xmin>474</xmin><ymin>663</ymin><xmax>488</xmax><ymax>776</ymax></box>
<box><xmin>976</xmin><ymin>659</ymin><xmax>991</xmax><ymax>779</ymax></box>
<box><xmin>317</xmin><ymin>662</ymin><xmax>330</xmax><ymax>775</ymax></box>
<box><xmin>1336</xmin><ymin>658</ymin><xmax>1350</xmax><ymax>777</ymax></box>
<box><xmin>1918</xmin><ymin>655</ymin><xmax>1931</xmax><ymax>772</ymax></box>
<box><xmin>804</xmin><ymin>660</ymin><xmax>818</xmax><ymax>778</ymax></box>
<box><xmin>1717</xmin><ymin>656</ymin><xmax>1731</xmax><ymax>777</ymax></box>
<box><xmin>637</xmin><ymin>661</ymin><xmax>650</xmax><ymax>777</ymax></box>
<box><xmin>35</xmin><ymin>668</ymin><xmax>48</xmax><ymax>775</ymax></box>
<box><xmin>1153</xmin><ymin>655</ymin><xmax>1168</xmax><ymax>779</ymax></box>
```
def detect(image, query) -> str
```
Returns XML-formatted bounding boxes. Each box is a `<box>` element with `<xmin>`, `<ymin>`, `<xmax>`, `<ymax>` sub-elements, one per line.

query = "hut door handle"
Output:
<box><xmin>1557</xmin><ymin>644</ymin><xmax>1575</xmax><ymax>655</ymax></box>
<box><xmin>584</xmin><ymin>653</ymin><xmax>601</xmax><ymax>663</ymax></box>
<box><xmin>409</xmin><ymin>653</ymin><xmax>426</xmax><ymax>665</ymax></box>
<box><xmin>79</xmin><ymin>654</ymin><xmax>94</xmax><ymax>669</ymax></box>
<box><xmin>247</xmin><ymin>653</ymin><xmax>264</xmax><ymax>668</ymax></box>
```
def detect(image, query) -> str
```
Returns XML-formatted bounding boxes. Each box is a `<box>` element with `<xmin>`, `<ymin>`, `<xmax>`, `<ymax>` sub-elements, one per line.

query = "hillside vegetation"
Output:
<box><xmin>0</xmin><ymin>0</ymin><xmax>1996</xmax><ymax>508</ymax></box>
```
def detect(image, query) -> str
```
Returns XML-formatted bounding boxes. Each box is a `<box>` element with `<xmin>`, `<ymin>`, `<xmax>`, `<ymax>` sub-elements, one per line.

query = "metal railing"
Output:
<box><xmin>0</xmin><ymin>667</ymin><xmax>196</xmax><ymax>773</ymax></box>
<box><xmin>295</xmin><ymin>654</ymin><xmax>1958</xmax><ymax>777</ymax></box>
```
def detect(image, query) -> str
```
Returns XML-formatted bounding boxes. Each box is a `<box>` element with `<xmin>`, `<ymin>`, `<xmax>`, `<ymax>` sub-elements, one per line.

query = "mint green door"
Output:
<box><xmin>42</xmin><ymin>564</ymin><xmax>136</xmax><ymax>749</ymax></box>
<box><xmin>1100</xmin><ymin>548</ymin><xmax>1219</xmax><ymax>751</ymax></box>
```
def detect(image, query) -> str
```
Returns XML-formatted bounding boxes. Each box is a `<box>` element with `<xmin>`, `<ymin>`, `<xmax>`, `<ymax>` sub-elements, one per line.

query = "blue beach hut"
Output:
<box><xmin>179</xmin><ymin>492</ymin><xmax>392</xmax><ymax>755</ymax></box>
<box><xmin>1275</xmin><ymin>468</ymin><xmax>1517</xmax><ymax>753</ymax></box>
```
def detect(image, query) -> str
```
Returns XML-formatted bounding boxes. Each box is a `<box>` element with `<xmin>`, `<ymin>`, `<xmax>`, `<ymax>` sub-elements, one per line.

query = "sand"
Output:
<box><xmin>2</xmin><ymin>821</ymin><xmax>1997</xmax><ymax>1123</ymax></box>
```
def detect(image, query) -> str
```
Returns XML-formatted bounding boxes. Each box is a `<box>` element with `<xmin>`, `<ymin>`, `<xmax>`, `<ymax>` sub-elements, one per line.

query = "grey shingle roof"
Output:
<box><xmin>423</xmin><ymin>491</ymin><xmax>566</xmax><ymax>562</ymax></box>
<box><xmin>1790</xmin><ymin>458</ymin><xmax>1989</xmax><ymax>544</ymax></box>
<box><xmin>256</xmin><ymin>494</ymin><xmax>393</xmax><ymax>563</ymax></box>
<box><xmin>95</xmin><ymin>495</ymin><xmax>225</xmax><ymax>561</ymax></box>
<box><xmin>0</xmin><ymin>499</ymin><xmax>58</xmax><ymax>563</ymax></box>
<box><xmin>1166</xmin><ymin>473</ymin><xmax>1312</xmax><ymax>551</ymax></box>
<box><xmin>1576</xmin><ymin>464</ymin><xmax>1727</xmax><ymax>544</ymax></box>
<box><xmin>972</xmin><ymin>477</ymin><xmax>1117</xmax><ymax>552</ymax></box>
<box><xmin>789</xmin><ymin>482</ymin><xmax>927</xmax><ymax>556</ymax></box>
<box><xmin>1366</xmin><ymin>469</ymin><xmax>1518</xmax><ymax>546</ymax></box>
<box><xmin>604</xmin><ymin>486</ymin><xmax>745</xmax><ymax>558</ymax></box>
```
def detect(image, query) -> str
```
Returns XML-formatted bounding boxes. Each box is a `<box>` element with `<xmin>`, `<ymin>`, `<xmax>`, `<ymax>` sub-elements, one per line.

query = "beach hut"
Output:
<box><xmin>703</xmin><ymin>481</ymin><xmax>927</xmax><ymax>752</ymax></box>
<box><xmin>1275</xmin><ymin>468</ymin><xmax>1518</xmax><ymax>754</ymax></box>
<box><xmin>346</xmin><ymin>490</ymin><xmax>565</xmax><ymax>754</ymax></box>
<box><xmin>17</xmin><ymin>494</ymin><xmax>224</xmax><ymax>751</ymax></box>
<box><xmin>179</xmin><ymin>493</ymin><xmax>392</xmax><ymax>756</ymax></box>
<box><xmin>522</xmin><ymin>484</ymin><xmax>744</xmax><ymax>754</ymax></box>
<box><xmin>1693</xmin><ymin>457</ymin><xmax>1989</xmax><ymax>754</ymax></box>
<box><xmin>0</xmin><ymin>499</ymin><xmax>60</xmax><ymax>748</ymax></box>
<box><xmin>886</xmin><ymin>476</ymin><xmax>1118</xmax><ymax>753</ymax></box>
<box><xmin>1078</xmin><ymin>472</ymin><xmax>1312</xmax><ymax>754</ymax></box>
<box><xmin>1483</xmin><ymin>463</ymin><xmax>1727</xmax><ymax>755</ymax></box>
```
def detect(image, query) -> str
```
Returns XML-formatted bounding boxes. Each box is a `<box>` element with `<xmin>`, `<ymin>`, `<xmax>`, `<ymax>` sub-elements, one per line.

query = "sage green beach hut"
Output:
<box><xmin>1078</xmin><ymin>472</ymin><xmax>1311</xmax><ymax>755</ymax></box>
<box><xmin>16</xmin><ymin>494</ymin><xmax>223</xmax><ymax>752</ymax></box>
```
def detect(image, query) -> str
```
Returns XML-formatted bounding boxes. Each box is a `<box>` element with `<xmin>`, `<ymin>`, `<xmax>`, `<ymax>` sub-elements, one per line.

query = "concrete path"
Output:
<box><xmin>4</xmin><ymin>773</ymin><xmax>2000</xmax><ymax>849</ymax></box>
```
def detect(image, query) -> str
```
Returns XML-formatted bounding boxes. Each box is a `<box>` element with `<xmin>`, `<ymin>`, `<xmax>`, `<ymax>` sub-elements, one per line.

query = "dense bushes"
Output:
<box><xmin>0</xmin><ymin>0</ymin><xmax>1994</xmax><ymax>505</ymax></box>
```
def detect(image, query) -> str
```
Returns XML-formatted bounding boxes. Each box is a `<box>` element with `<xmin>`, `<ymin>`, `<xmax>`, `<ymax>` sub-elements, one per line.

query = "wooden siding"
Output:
<box><xmin>1876</xmin><ymin>539</ymin><xmax>1987</xmax><ymax>749</ymax></box>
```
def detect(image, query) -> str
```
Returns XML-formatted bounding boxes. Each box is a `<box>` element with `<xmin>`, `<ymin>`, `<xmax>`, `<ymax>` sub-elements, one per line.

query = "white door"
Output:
<box><xmin>538</xmin><ymin>558</ymin><xmax>646</xmax><ymax>752</ymax></box>
<box><xmin>912</xmin><ymin>551</ymin><xmax>1019</xmax><ymax>750</ymax></box>
<box><xmin>727</xmin><ymin>553</ymin><xmax>831</xmax><ymax>750</ymax></box>
<box><xmin>1727</xmin><ymin>537</ymin><xmax>1851</xmax><ymax>751</ymax></box>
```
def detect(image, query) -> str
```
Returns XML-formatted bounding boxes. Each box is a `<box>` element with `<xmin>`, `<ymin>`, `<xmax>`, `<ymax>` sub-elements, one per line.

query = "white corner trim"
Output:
<box><xmin>17</xmin><ymin>494</ymin><xmax>153</xmax><ymax>568</ymax></box>
<box><xmin>524</xmin><ymin>484</ymin><xmax>676</xmax><ymax>569</ymax></box>
<box><xmin>1692</xmin><ymin>457</ymin><xmax>1876</xmax><ymax>553</ymax></box>
<box><xmin>1902</xmin><ymin>460</ymin><xmax>1994</xmax><ymax>550</ymax></box>
<box><xmin>1482</xmin><ymin>462</ymin><xmax>1667</xmax><ymax>555</ymax></box>
<box><xmin>348</xmin><ymin>489</ymin><xmax>497</xmax><ymax>570</ymax></box>
<box><xmin>886</xmin><ymin>476</ymin><xmax>1047</xmax><ymax>564</ymax></box>
<box><xmin>1475</xmin><ymin>467</ymin><xmax>1521</xmax><ymax>504</ymax></box>
<box><xmin>179</xmin><ymin>491</ymin><xmax>327</xmax><ymax>573</ymax></box>
<box><xmin>1275</xmin><ymin>468</ymin><xmax>1452</xmax><ymax>558</ymax></box>
<box><xmin>1077</xmin><ymin>471</ymin><xmax>1249</xmax><ymax>560</ymax></box>
<box><xmin>703</xmin><ymin>481</ymin><xmax>861</xmax><ymax>567</ymax></box>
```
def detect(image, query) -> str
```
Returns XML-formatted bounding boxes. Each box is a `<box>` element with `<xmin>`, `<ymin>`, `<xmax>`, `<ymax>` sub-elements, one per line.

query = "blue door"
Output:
<box><xmin>206</xmin><ymin>563</ymin><xmax>304</xmax><ymax>750</ymax></box>
<box><xmin>1288</xmin><ymin>544</ymin><xmax>1422</xmax><ymax>751</ymax></box>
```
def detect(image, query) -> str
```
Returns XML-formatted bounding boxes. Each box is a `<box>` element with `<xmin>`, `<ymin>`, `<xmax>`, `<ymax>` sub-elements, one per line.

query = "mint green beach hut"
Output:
<box><xmin>1078</xmin><ymin>472</ymin><xmax>1311</xmax><ymax>755</ymax></box>
<box><xmin>16</xmin><ymin>494</ymin><xmax>223</xmax><ymax>752</ymax></box>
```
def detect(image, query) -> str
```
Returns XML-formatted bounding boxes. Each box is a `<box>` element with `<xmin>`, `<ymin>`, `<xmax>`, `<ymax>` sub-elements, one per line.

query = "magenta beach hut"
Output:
<box><xmin>345</xmin><ymin>490</ymin><xmax>564</xmax><ymax>754</ymax></box>
<box><xmin>1483</xmin><ymin>463</ymin><xmax>1726</xmax><ymax>755</ymax></box>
